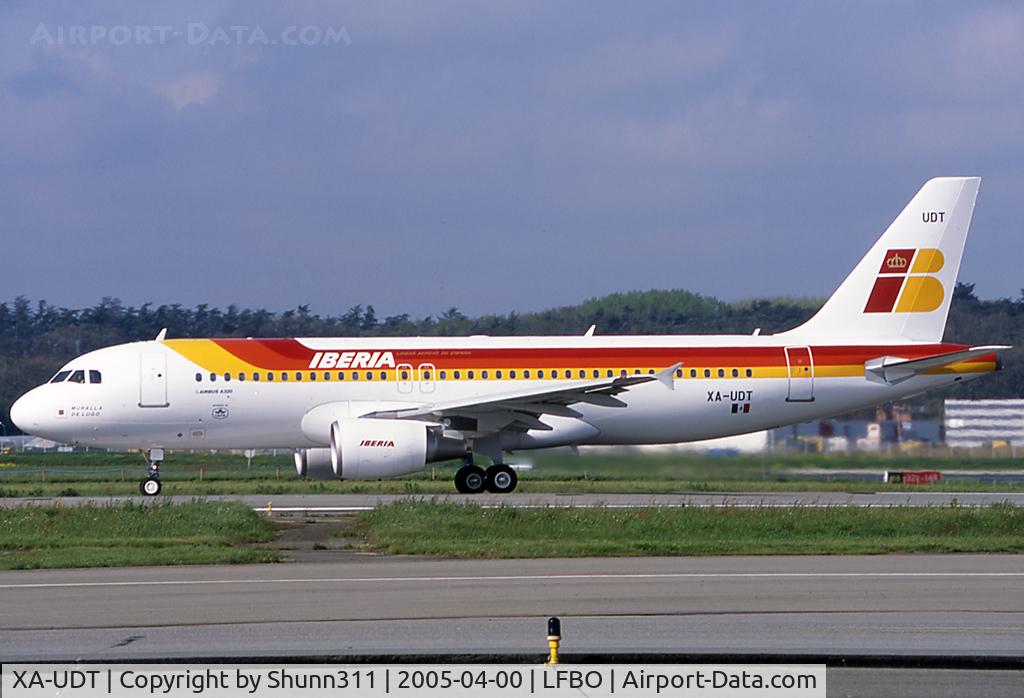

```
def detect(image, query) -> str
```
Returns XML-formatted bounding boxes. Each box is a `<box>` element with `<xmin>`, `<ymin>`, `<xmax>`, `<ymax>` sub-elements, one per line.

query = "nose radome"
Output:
<box><xmin>9</xmin><ymin>391</ymin><xmax>40</xmax><ymax>434</ymax></box>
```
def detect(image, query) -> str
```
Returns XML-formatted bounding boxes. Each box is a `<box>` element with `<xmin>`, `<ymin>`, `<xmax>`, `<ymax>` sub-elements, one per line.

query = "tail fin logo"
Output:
<box><xmin>865</xmin><ymin>248</ymin><xmax>945</xmax><ymax>313</ymax></box>
<box><xmin>884</xmin><ymin>252</ymin><xmax>908</xmax><ymax>271</ymax></box>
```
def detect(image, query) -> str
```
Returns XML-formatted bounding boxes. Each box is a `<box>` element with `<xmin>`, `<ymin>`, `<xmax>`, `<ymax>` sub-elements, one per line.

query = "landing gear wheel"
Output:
<box><xmin>454</xmin><ymin>465</ymin><xmax>487</xmax><ymax>494</ymax></box>
<box><xmin>485</xmin><ymin>464</ymin><xmax>518</xmax><ymax>494</ymax></box>
<box><xmin>140</xmin><ymin>477</ymin><xmax>162</xmax><ymax>497</ymax></box>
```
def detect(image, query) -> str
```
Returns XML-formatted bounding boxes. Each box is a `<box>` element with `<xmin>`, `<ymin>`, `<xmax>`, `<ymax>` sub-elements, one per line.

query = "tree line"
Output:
<box><xmin>1</xmin><ymin>283</ymin><xmax>1020</xmax><ymax>433</ymax></box>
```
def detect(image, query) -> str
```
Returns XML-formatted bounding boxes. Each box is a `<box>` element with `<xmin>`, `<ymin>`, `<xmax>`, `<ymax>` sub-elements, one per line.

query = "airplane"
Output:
<box><xmin>9</xmin><ymin>177</ymin><xmax>1008</xmax><ymax>496</ymax></box>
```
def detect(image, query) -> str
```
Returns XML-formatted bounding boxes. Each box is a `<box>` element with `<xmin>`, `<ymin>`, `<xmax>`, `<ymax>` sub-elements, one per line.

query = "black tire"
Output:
<box><xmin>485</xmin><ymin>464</ymin><xmax>518</xmax><ymax>494</ymax></box>
<box><xmin>454</xmin><ymin>465</ymin><xmax>487</xmax><ymax>494</ymax></box>
<box><xmin>140</xmin><ymin>477</ymin><xmax>162</xmax><ymax>496</ymax></box>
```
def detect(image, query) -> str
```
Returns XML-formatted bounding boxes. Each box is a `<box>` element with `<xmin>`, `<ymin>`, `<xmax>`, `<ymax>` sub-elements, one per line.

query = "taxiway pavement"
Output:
<box><xmin>1</xmin><ymin>554</ymin><xmax>1021</xmax><ymax>661</ymax></box>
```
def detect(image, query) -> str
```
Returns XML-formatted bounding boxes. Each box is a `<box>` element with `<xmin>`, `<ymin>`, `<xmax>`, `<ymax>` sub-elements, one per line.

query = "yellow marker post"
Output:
<box><xmin>267</xmin><ymin>501</ymin><xmax>272</xmax><ymax>513</ymax></box>
<box><xmin>546</xmin><ymin>617</ymin><xmax>561</xmax><ymax>665</ymax></box>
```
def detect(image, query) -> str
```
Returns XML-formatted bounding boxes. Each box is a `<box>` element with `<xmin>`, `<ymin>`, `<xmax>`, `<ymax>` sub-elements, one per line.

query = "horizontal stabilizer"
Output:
<box><xmin>864</xmin><ymin>345</ymin><xmax>1009</xmax><ymax>385</ymax></box>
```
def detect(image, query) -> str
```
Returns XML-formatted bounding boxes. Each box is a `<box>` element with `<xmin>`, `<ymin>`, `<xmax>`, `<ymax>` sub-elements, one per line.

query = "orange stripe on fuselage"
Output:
<box><xmin>161</xmin><ymin>338</ymin><xmax>992</xmax><ymax>377</ymax></box>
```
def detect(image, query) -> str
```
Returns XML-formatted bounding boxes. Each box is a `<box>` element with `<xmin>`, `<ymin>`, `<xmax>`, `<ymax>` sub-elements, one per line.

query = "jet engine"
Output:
<box><xmin>327</xmin><ymin>418</ymin><xmax>468</xmax><ymax>480</ymax></box>
<box><xmin>293</xmin><ymin>448</ymin><xmax>335</xmax><ymax>480</ymax></box>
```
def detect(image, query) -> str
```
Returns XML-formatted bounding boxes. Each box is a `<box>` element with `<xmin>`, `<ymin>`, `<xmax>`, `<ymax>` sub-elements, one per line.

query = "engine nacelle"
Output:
<box><xmin>294</xmin><ymin>448</ymin><xmax>335</xmax><ymax>480</ymax></box>
<box><xmin>330</xmin><ymin>418</ymin><xmax>468</xmax><ymax>480</ymax></box>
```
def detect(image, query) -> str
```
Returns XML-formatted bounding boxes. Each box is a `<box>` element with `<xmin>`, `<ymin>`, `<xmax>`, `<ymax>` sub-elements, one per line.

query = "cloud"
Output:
<box><xmin>158</xmin><ymin>71</ymin><xmax>222</xmax><ymax>111</ymax></box>
<box><xmin>547</xmin><ymin>29</ymin><xmax>739</xmax><ymax>99</ymax></box>
<box><xmin>0</xmin><ymin>1</ymin><xmax>1022</xmax><ymax>315</ymax></box>
<box><xmin>952</xmin><ymin>6</ymin><xmax>1024</xmax><ymax>96</ymax></box>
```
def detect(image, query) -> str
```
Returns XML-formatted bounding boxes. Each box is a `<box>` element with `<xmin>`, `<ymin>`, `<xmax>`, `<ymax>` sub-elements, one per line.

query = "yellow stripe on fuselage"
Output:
<box><xmin>163</xmin><ymin>339</ymin><xmax>261</xmax><ymax>375</ymax></box>
<box><xmin>160</xmin><ymin>340</ymin><xmax>997</xmax><ymax>382</ymax></box>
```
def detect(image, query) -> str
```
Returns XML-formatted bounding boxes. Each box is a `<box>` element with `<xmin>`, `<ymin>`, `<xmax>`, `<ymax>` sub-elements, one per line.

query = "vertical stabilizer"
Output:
<box><xmin>781</xmin><ymin>177</ymin><xmax>980</xmax><ymax>343</ymax></box>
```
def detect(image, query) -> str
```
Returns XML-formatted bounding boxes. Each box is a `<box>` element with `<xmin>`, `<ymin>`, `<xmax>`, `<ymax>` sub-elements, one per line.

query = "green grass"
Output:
<box><xmin>354</xmin><ymin>500</ymin><xmax>1024</xmax><ymax>557</ymax></box>
<box><xmin>0</xmin><ymin>450</ymin><xmax>1022</xmax><ymax>497</ymax></box>
<box><xmin>0</xmin><ymin>501</ymin><xmax>278</xmax><ymax>570</ymax></box>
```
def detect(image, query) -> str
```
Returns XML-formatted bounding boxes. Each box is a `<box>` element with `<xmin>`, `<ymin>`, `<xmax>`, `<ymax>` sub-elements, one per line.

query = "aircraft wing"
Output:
<box><xmin>864</xmin><ymin>345</ymin><xmax>1009</xmax><ymax>385</ymax></box>
<box><xmin>365</xmin><ymin>362</ymin><xmax>681</xmax><ymax>430</ymax></box>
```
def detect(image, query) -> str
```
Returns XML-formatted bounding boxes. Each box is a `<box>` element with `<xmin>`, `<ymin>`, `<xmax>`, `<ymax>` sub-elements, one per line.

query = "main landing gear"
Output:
<box><xmin>140</xmin><ymin>448</ymin><xmax>164</xmax><ymax>497</ymax></box>
<box><xmin>454</xmin><ymin>458</ymin><xmax>518</xmax><ymax>494</ymax></box>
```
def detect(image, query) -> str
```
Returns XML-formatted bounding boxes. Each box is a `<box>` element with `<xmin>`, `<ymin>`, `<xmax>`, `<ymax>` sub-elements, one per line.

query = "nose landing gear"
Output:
<box><xmin>140</xmin><ymin>448</ymin><xmax>164</xmax><ymax>496</ymax></box>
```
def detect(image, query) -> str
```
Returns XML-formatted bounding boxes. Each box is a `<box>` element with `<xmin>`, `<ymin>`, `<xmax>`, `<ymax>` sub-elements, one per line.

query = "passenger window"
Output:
<box><xmin>509</xmin><ymin>370</ymin><xmax>516</xmax><ymax>379</ymax></box>
<box><xmin>524</xmin><ymin>369</ymin><xmax>531</xmax><ymax>378</ymax></box>
<box><xmin>267</xmin><ymin>372</ymin><xmax>274</xmax><ymax>381</ymax></box>
<box><xmin>253</xmin><ymin>373</ymin><xmax>261</xmax><ymax>381</ymax></box>
<box><xmin>495</xmin><ymin>370</ymin><xmax>501</xmax><ymax>379</ymax></box>
<box><xmin>366</xmin><ymin>371</ymin><xmax>373</xmax><ymax>380</ymax></box>
<box><xmin>210</xmin><ymin>373</ymin><xmax>217</xmax><ymax>382</ymax></box>
<box><xmin>440</xmin><ymin>370</ymin><xmax>447</xmax><ymax>380</ymax></box>
<box><xmin>746</xmin><ymin>369</ymin><xmax>753</xmax><ymax>377</ymax></box>
<box><xmin>593</xmin><ymin>369</ymin><xmax>599</xmax><ymax>378</ymax></box>
<box><xmin>281</xmin><ymin>372</ymin><xmax>288</xmax><ymax>381</ymax></box>
<box><xmin>68</xmin><ymin>370</ymin><xmax>86</xmax><ymax>384</ymax></box>
<box><xmin>50</xmin><ymin>371</ymin><xmax>72</xmax><ymax>383</ymax></box>
<box><xmin>620</xmin><ymin>369</ymin><xmax>627</xmax><ymax>377</ymax></box>
<box><xmin>718</xmin><ymin>369</ymin><xmax>725</xmax><ymax>378</ymax></box>
<box><xmin>634</xmin><ymin>369</ymin><xmax>641</xmax><ymax>375</ymax></box>
<box><xmin>295</xmin><ymin>372</ymin><xmax>302</xmax><ymax>381</ymax></box>
<box><xmin>352</xmin><ymin>372</ymin><xmax>359</xmax><ymax>381</ymax></box>
<box><xmin>338</xmin><ymin>372</ymin><xmax>344</xmax><ymax>380</ymax></box>
<box><xmin>579</xmin><ymin>370</ymin><xmax>586</xmax><ymax>379</ymax></box>
<box><xmin>648</xmin><ymin>369</ymin><xmax>655</xmax><ymax>375</ymax></box>
<box><xmin>424</xmin><ymin>370</ymin><xmax>432</xmax><ymax>380</ymax></box>
<box><xmin>675</xmin><ymin>369</ymin><xmax>683</xmax><ymax>378</ymax></box>
<box><xmin>606</xmin><ymin>369</ymin><xmax>613</xmax><ymax>378</ymax></box>
<box><xmin>195</xmin><ymin>373</ymin><xmax>202</xmax><ymax>382</ymax></box>
<box><xmin>323</xmin><ymin>372</ymin><xmax>330</xmax><ymax>381</ymax></box>
<box><xmin>704</xmin><ymin>369</ymin><xmax>711</xmax><ymax>378</ymax></box>
<box><xmin>401</xmin><ymin>370</ymin><xmax>409</xmax><ymax>380</ymax></box>
<box><xmin>690</xmin><ymin>369</ymin><xmax>697</xmax><ymax>378</ymax></box>
<box><xmin>309</xmin><ymin>372</ymin><xmax>316</xmax><ymax>381</ymax></box>
<box><xmin>239</xmin><ymin>372</ymin><xmax>246</xmax><ymax>381</ymax></box>
<box><xmin>482</xmin><ymin>370</ymin><xmax>489</xmax><ymax>379</ymax></box>
<box><xmin>565</xmin><ymin>370</ymin><xmax>572</xmax><ymax>379</ymax></box>
<box><xmin>224</xmin><ymin>373</ymin><xmax>231</xmax><ymax>382</ymax></box>
<box><xmin>380</xmin><ymin>371</ymin><xmax>387</xmax><ymax>380</ymax></box>
<box><xmin>538</xmin><ymin>370</ymin><xmax>544</xmax><ymax>378</ymax></box>
<box><xmin>732</xmin><ymin>369</ymin><xmax>739</xmax><ymax>378</ymax></box>
<box><xmin>454</xmin><ymin>370</ymin><xmax>461</xmax><ymax>379</ymax></box>
<box><xmin>468</xmin><ymin>370</ymin><xmax>475</xmax><ymax>379</ymax></box>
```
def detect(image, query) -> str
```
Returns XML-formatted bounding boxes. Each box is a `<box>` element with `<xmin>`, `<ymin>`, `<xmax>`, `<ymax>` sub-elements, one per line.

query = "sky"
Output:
<box><xmin>1</xmin><ymin>1</ymin><xmax>1022</xmax><ymax>318</ymax></box>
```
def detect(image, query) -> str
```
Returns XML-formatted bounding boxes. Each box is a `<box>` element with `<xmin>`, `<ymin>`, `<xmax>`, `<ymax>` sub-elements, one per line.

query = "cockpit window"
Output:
<box><xmin>89</xmin><ymin>370</ymin><xmax>102</xmax><ymax>384</ymax></box>
<box><xmin>68</xmin><ymin>370</ymin><xmax>86</xmax><ymax>384</ymax></box>
<box><xmin>50</xmin><ymin>371</ymin><xmax>72</xmax><ymax>384</ymax></box>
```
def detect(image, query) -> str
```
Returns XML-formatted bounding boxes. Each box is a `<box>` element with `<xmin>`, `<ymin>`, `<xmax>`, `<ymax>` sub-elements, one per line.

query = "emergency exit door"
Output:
<box><xmin>784</xmin><ymin>346</ymin><xmax>815</xmax><ymax>402</ymax></box>
<box><xmin>139</xmin><ymin>353</ymin><xmax>169</xmax><ymax>407</ymax></box>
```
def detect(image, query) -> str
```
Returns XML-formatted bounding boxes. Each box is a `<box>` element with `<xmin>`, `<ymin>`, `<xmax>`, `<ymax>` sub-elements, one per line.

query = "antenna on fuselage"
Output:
<box><xmin>155</xmin><ymin>328</ymin><xmax>167</xmax><ymax>341</ymax></box>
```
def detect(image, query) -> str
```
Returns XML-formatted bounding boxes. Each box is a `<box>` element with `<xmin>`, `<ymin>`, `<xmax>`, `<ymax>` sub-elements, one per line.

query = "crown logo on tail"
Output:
<box><xmin>885</xmin><ymin>253</ymin><xmax>908</xmax><ymax>270</ymax></box>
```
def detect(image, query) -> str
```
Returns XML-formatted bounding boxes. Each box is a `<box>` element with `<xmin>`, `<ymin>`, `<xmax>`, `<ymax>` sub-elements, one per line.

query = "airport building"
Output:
<box><xmin>944</xmin><ymin>399</ymin><xmax>1024</xmax><ymax>448</ymax></box>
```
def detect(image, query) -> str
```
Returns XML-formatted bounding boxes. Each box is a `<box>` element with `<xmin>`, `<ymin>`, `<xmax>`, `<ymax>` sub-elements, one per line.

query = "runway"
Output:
<box><xmin>1</xmin><ymin>554</ymin><xmax>1022</xmax><ymax>661</ymax></box>
<box><xmin>1</xmin><ymin>491</ymin><xmax>1022</xmax><ymax>511</ymax></box>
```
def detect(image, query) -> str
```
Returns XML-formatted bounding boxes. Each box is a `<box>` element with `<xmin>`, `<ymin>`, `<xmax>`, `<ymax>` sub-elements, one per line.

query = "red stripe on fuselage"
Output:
<box><xmin>200</xmin><ymin>339</ymin><xmax>974</xmax><ymax>370</ymax></box>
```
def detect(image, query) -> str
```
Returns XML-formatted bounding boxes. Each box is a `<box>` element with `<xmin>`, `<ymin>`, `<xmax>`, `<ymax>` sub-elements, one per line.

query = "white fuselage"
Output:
<box><xmin>10</xmin><ymin>334</ymin><xmax>993</xmax><ymax>453</ymax></box>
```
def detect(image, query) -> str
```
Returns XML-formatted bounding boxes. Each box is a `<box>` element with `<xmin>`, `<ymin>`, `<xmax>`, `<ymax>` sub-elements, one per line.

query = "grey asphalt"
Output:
<box><xmin>1</xmin><ymin>555</ymin><xmax>1022</xmax><ymax>661</ymax></box>
<box><xmin>1</xmin><ymin>491</ymin><xmax>1022</xmax><ymax>510</ymax></box>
